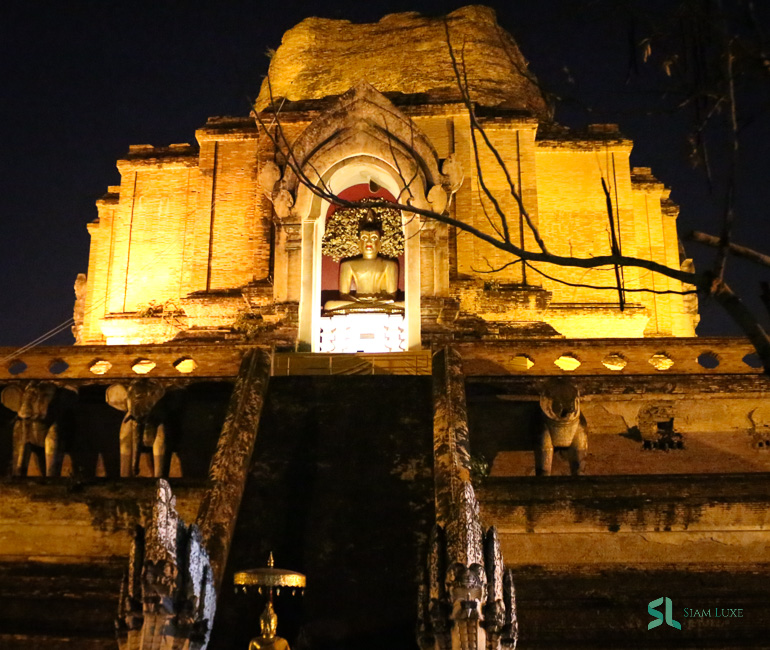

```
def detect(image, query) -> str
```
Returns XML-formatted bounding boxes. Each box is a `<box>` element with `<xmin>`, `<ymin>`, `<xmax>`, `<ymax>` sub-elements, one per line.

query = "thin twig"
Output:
<box><xmin>382</xmin><ymin>116</ymin><xmax>419</xmax><ymax>203</ymax></box>
<box><xmin>251</xmin><ymin>64</ymin><xmax>709</xmax><ymax>292</ymax></box>
<box><xmin>709</xmin><ymin>274</ymin><xmax>770</xmax><ymax>370</ymax></box>
<box><xmin>476</xmin><ymin>181</ymin><xmax>504</xmax><ymax>240</ymax></box>
<box><xmin>476</xmin><ymin>258</ymin><xmax>696</xmax><ymax>295</ymax></box>
<box><xmin>445</xmin><ymin>19</ymin><xmax>549</xmax><ymax>253</ymax></box>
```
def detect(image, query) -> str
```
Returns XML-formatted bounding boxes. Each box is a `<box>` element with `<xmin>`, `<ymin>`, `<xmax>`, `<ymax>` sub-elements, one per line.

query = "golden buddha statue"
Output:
<box><xmin>323</xmin><ymin>217</ymin><xmax>404</xmax><ymax>314</ymax></box>
<box><xmin>249</xmin><ymin>602</ymin><xmax>290</xmax><ymax>650</ymax></box>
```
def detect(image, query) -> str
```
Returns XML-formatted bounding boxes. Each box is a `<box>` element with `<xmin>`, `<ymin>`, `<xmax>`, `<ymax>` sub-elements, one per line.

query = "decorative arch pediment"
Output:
<box><xmin>282</xmin><ymin>82</ymin><xmax>444</xmax><ymax>215</ymax></box>
<box><xmin>259</xmin><ymin>82</ymin><xmax>457</xmax><ymax>353</ymax></box>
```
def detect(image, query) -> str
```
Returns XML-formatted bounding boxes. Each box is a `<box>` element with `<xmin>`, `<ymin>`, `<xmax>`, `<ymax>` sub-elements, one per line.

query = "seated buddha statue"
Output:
<box><xmin>249</xmin><ymin>602</ymin><xmax>290</xmax><ymax>650</ymax></box>
<box><xmin>323</xmin><ymin>216</ymin><xmax>404</xmax><ymax>314</ymax></box>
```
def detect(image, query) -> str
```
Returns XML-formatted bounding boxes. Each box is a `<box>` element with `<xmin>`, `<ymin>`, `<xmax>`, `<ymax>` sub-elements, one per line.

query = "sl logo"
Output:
<box><xmin>648</xmin><ymin>597</ymin><xmax>682</xmax><ymax>630</ymax></box>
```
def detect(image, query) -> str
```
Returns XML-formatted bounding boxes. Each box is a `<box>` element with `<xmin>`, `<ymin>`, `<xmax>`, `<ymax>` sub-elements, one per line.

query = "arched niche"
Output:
<box><xmin>294</xmin><ymin>155</ymin><xmax>423</xmax><ymax>352</ymax></box>
<box><xmin>320</xmin><ymin>183</ymin><xmax>404</xmax><ymax>304</ymax></box>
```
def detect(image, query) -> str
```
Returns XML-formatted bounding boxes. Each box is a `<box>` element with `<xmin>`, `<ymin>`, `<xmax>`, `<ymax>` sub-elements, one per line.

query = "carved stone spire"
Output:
<box><xmin>420</xmin><ymin>348</ymin><xmax>518</xmax><ymax>650</ymax></box>
<box><xmin>116</xmin><ymin>480</ymin><xmax>216</xmax><ymax>650</ymax></box>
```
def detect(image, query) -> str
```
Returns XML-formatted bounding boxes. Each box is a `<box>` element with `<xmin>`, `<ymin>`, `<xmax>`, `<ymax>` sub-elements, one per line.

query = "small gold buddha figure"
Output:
<box><xmin>323</xmin><ymin>216</ymin><xmax>404</xmax><ymax>314</ymax></box>
<box><xmin>249</xmin><ymin>602</ymin><xmax>290</xmax><ymax>650</ymax></box>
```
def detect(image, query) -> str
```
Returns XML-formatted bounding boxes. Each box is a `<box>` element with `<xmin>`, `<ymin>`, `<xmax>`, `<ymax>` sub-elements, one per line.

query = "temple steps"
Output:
<box><xmin>0</xmin><ymin>561</ymin><xmax>122</xmax><ymax>649</ymax></box>
<box><xmin>209</xmin><ymin>375</ymin><xmax>435</xmax><ymax>650</ymax></box>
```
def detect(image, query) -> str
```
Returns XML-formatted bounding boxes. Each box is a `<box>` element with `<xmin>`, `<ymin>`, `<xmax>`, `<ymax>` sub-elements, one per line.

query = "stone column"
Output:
<box><xmin>297</xmin><ymin>219</ymin><xmax>315</xmax><ymax>350</ymax></box>
<box><xmin>404</xmin><ymin>208</ymin><xmax>422</xmax><ymax>350</ymax></box>
<box><xmin>273</xmin><ymin>220</ymin><xmax>301</xmax><ymax>304</ymax></box>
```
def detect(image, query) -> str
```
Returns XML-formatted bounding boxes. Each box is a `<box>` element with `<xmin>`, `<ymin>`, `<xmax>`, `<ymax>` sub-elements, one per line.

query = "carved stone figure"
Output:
<box><xmin>259</xmin><ymin>159</ymin><xmax>297</xmax><ymax>222</ymax></box>
<box><xmin>272</xmin><ymin>188</ymin><xmax>294</xmax><ymax>221</ymax></box>
<box><xmin>1</xmin><ymin>381</ymin><xmax>77</xmax><ymax>477</ymax></box>
<box><xmin>323</xmin><ymin>212</ymin><xmax>404</xmax><ymax>314</ymax></box>
<box><xmin>441</xmin><ymin>154</ymin><xmax>465</xmax><ymax>195</ymax></box>
<box><xmin>637</xmin><ymin>402</ymin><xmax>682</xmax><ymax>450</ymax></box>
<box><xmin>71</xmin><ymin>273</ymin><xmax>87</xmax><ymax>343</ymax></box>
<box><xmin>116</xmin><ymin>480</ymin><xmax>216</xmax><ymax>650</ymax></box>
<box><xmin>249</xmin><ymin>602</ymin><xmax>291</xmax><ymax>650</ymax></box>
<box><xmin>427</xmin><ymin>184</ymin><xmax>448</xmax><ymax>214</ymax></box>
<box><xmin>106</xmin><ymin>379</ymin><xmax>167</xmax><ymax>477</ymax></box>
<box><xmin>536</xmin><ymin>377</ymin><xmax>587</xmax><ymax>476</ymax></box>
<box><xmin>418</xmin><ymin>513</ymin><xmax>518</xmax><ymax>650</ymax></box>
<box><xmin>258</xmin><ymin>160</ymin><xmax>282</xmax><ymax>195</ymax></box>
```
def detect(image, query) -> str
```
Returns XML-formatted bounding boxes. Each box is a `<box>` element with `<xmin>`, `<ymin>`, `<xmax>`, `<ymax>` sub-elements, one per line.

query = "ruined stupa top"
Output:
<box><xmin>255</xmin><ymin>5</ymin><xmax>549</xmax><ymax>117</ymax></box>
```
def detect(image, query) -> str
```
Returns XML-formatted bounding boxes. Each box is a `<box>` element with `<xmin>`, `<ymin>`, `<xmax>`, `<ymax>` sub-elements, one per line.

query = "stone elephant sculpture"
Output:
<box><xmin>106</xmin><ymin>379</ymin><xmax>168</xmax><ymax>477</ymax></box>
<box><xmin>1</xmin><ymin>381</ymin><xmax>77</xmax><ymax>477</ymax></box>
<box><xmin>536</xmin><ymin>377</ymin><xmax>587</xmax><ymax>476</ymax></box>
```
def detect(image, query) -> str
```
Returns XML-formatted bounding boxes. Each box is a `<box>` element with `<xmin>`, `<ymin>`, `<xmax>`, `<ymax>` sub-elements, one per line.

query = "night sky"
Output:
<box><xmin>2</xmin><ymin>0</ymin><xmax>769</xmax><ymax>347</ymax></box>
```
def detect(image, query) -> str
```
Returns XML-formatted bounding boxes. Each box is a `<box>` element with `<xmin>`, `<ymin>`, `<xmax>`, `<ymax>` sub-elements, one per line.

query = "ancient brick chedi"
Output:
<box><xmin>79</xmin><ymin>5</ymin><xmax>697</xmax><ymax>350</ymax></box>
<box><xmin>8</xmin><ymin>7</ymin><xmax>770</xmax><ymax>650</ymax></box>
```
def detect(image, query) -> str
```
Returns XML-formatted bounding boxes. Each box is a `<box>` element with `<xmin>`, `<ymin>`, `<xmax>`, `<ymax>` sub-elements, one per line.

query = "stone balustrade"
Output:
<box><xmin>0</xmin><ymin>338</ymin><xmax>763</xmax><ymax>380</ymax></box>
<box><xmin>456</xmin><ymin>337</ymin><xmax>764</xmax><ymax>375</ymax></box>
<box><xmin>1</xmin><ymin>338</ymin><xmax>763</xmax><ymax>383</ymax></box>
<box><xmin>0</xmin><ymin>344</ymin><xmax>247</xmax><ymax>380</ymax></box>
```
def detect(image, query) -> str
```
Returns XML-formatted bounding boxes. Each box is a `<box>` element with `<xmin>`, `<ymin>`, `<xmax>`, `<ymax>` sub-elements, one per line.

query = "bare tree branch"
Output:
<box><xmin>688</xmin><ymin>230</ymin><xmax>770</xmax><ymax>268</ymax></box>
<box><xmin>474</xmin><ymin>256</ymin><xmax>695</xmax><ymax>294</ymax></box>
<box><xmin>760</xmin><ymin>281</ymin><xmax>770</xmax><ymax>325</ymax></box>
<box><xmin>601</xmin><ymin>177</ymin><xmax>626</xmax><ymax>311</ymax></box>
<box><xmin>523</xmin><ymin>260</ymin><xmax>697</xmax><ymax>295</ymax></box>
<box><xmin>714</xmin><ymin>16</ymin><xmax>740</xmax><ymax>281</ymax></box>
<box><xmin>382</xmin><ymin>115</ymin><xmax>419</xmax><ymax>203</ymax></box>
<box><xmin>472</xmin><ymin>258</ymin><xmax>523</xmax><ymax>274</ymax></box>
<box><xmin>249</xmin><ymin>17</ymin><xmax>770</xmax><ymax>377</ymax></box>
<box><xmin>253</xmin><ymin>91</ymin><xmax>704</xmax><ymax>286</ymax></box>
<box><xmin>445</xmin><ymin>19</ymin><xmax>550</xmax><ymax>253</ymax></box>
<box><xmin>709</xmin><ymin>275</ymin><xmax>770</xmax><ymax>365</ymax></box>
<box><xmin>475</xmin><ymin>182</ymin><xmax>504</xmax><ymax>240</ymax></box>
<box><xmin>259</xmin><ymin>76</ymin><xmax>336</xmax><ymax>200</ymax></box>
<box><xmin>454</xmin><ymin>38</ymin><xmax>513</xmax><ymax>244</ymax></box>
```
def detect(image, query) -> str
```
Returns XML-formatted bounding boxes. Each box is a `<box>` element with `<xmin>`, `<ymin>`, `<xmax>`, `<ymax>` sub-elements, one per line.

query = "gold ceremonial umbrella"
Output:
<box><xmin>234</xmin><ymin>553</ymin><xmax>306</xmax><ymax>643</ymax></box>
<box><xmin>234</xmin><ymin>552</ymin><xmax>306</xmax><ymax>594</ymax></box>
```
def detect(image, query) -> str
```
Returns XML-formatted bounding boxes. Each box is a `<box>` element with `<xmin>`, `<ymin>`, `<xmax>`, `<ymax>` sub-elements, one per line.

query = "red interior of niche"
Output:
<box><xmin>321</xmin><ymin>183</ymin><xmax>405</xmax><ymax>293</ymax></box>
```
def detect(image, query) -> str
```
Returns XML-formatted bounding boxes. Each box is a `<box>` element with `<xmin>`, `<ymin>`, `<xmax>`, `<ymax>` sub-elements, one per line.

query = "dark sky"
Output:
<box><xmin>1</xmin><ymin>0</ymin><xmax>768</xmax><ymax>347</ymax></box>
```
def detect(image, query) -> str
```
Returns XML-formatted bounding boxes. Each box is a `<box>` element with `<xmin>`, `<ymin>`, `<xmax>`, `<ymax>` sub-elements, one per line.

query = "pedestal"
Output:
<box><xmin>318</xmin><ymin>312</ymin><xmax>407</xmax><ymax>353</ymax></box>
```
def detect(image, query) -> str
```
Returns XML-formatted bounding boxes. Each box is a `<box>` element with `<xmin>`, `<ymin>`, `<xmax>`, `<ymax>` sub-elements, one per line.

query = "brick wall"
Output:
<box><xmin>82</xmin><ymin>108</ymin><xmax>697</xmax><ymax>344</ymax></box>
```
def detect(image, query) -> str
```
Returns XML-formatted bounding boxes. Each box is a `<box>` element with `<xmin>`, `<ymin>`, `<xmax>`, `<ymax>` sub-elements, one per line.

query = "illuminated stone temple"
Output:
<box><xmin>1</xmin><ymin>6</ymin><xmax>769</xmax><ymax>650</ymax></box>
<box><xmin>78</xmin><ymin>5</ymin><xmax>697</xmax><ymax>349</ymax></box>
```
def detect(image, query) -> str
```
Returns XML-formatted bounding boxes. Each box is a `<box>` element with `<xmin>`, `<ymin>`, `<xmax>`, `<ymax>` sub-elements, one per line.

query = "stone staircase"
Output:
<box><xmin>209</xmin><ymin>374</ymin><xmax>435</xmax><ymax>650</ymax></box>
